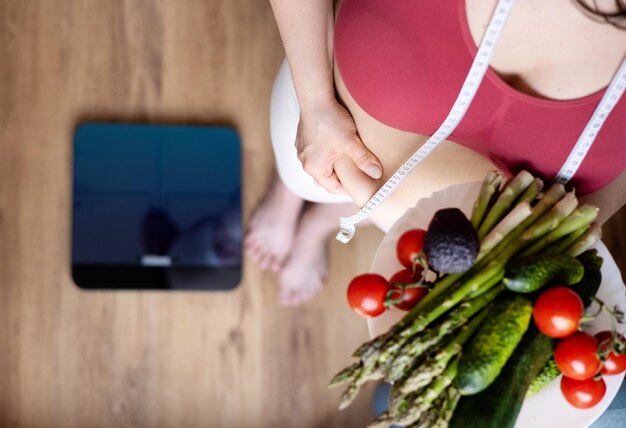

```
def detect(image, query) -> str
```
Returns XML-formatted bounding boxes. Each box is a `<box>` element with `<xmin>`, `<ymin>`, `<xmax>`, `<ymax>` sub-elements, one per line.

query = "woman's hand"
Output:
<box><xmin>296</xmin><ymin>97</ymin><xmax>383</xmax><ymax>193</ymax></box>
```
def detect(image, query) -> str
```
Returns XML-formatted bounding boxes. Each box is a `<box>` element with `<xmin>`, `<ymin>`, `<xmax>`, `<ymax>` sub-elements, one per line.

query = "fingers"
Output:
<box><xmin>299</xmin><ymin>149</ymin><xmax>348</xmax><ymax>194</ymax></box>
<box><xmin>315</xmin><ymin>172</ymin><xmax>348</xmax><ymax>195</ymax></box>
<box><xmin>343</xmin><ymin>136</ymin><xmax>383</xmax><ymax>180</ymax></box>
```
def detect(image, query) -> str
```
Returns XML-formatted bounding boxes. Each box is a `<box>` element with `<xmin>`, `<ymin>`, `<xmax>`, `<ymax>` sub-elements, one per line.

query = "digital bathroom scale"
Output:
<box><xmin>72</xmin><ymin>123</ymin><xmax>242</xmax><ymax>290</ymax></box>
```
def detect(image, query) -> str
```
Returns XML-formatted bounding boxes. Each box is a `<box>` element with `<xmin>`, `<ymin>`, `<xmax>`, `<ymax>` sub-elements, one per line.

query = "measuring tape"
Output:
<box><xmin>337</xmin><ymin>0</ymin><xmax>626</xmax><ymax>244</ymax></box>
<box><xmin>554</xmin><ymin>57</ymin><xmax>626</xmax><ymax>185</ymax></box>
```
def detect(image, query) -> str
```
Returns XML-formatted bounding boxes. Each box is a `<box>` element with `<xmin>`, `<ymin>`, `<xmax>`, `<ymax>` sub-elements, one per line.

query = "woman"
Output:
<box><xmin>246</xmin><ymin>0</ymin><xmax>626</xmax><ymax>305</ymax></box>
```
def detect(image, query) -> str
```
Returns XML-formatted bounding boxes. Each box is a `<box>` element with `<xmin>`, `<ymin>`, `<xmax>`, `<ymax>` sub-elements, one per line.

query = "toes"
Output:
<box><xmin>259</xmin><ymin>253</ymin><xmax>274</xmax><ymax>271</ymax></box>
<box><xmin>244</xmin><ymin>233</ymin><xmax>257</xmax><ymax>249</ymax></box>
<box><xmin>247</xmin><ymin>243</ymin><xmax>264</xmax><ymax>263</ymax></box>
<box><xmin>270</xmin><ymin>259</ymin><xmax>283</xmax><ymax>273</ymax></box>
<box><xmin>269</xmin><ymin>251</ymin><xmax>287</xmax><ymax>272</ymax></box>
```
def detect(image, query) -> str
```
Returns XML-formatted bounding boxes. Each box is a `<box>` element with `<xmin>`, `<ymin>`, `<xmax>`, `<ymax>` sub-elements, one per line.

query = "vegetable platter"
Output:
<box><xmin>331</xmin><ymin>171</ymin><xmax>626</xmax><ymax>428</ymax></box>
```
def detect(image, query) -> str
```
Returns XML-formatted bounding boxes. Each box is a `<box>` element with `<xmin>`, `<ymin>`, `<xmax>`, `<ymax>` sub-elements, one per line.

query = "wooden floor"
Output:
<box><xmin>0</xmin><ymin>1</ymin><xmax>624</xmax><ymax>428</ymax></box>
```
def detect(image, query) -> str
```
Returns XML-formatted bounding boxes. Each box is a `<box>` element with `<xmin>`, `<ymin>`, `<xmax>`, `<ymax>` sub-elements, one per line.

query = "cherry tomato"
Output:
<box><xmin>555</xmin><ymin>332</ymin><xmax>601</xmax><ymax>380</ymax></box>
<box><xmin>396</xmin><ymin>229</ymin><xmax>427</xmax><ymax>270</ymax></box>
<box><xmin>347</xmin><ymin>274</ymin><xmax>390</xmax><ymax>317</ymax></box>
<box><xmin>533</xmin><ymin>287</ymin><xmax>583</xmax><ymax>338</ymax></box>
<box><xmin>560</xmin><ymin>376</ymin><xmax>606</xmax><ymax>409</ymax></box>
<box><xmin>595</xmin><ymin>330</ymin><xmax>626</xmax><ymax>375</ymax></box>
<box><xmin>388</xmin><ymin>268</ymin><xmax>428</xmax><ymax>311</ymax></box>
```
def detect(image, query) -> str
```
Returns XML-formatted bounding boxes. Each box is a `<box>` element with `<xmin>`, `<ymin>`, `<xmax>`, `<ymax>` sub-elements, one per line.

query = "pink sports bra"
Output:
<box><xmin>334</xmin><ymin>0</ymin><xmax>626</xmax><ymax>195</ymax></box>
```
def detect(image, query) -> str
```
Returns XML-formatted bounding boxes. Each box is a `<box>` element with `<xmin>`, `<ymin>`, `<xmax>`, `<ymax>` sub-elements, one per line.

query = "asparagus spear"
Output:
<box><xmin>514</xmin><ymin>177</ymin><xmax>543</xmax><ymax>205</ymax></box>
<box><xmin>384</xmin><ymin>287</ymin><xmax>500</xmax><ymax>383</ymax></box>
<box><xmin>521</xmin><ymin>204</ymin><xmax>599</xmax><ymax>256</ymax></box>
<box><xmin>396</xmin><ymin>307</ymin><xmax>489</xmax><ymax>394</ymax></box>
<box><xmin>479</xmin><ymin>201</ymin><xmax>532</xmax><ymax>256</ymax></box>
<box><xmin>432</xmin><ymin>387</ymin><xmax>461</xmax><ymax>428</ymax></box>
<box><xmin>329</xmin><ymin>361</ymin><xmax>361</xmax><ymax>388</ymax></box>
<box><xmin>466</xmin><ymin>268</ymin><xmax>504</xmax><ymax>299</ymax></box>
<box><xmin>401</xmin><ymin>386</ymin><xmax>460</xmax><ymax>428</ymax></box>
<box><xmin>477</xmin><ymin>170</ymin><xmax>535</xmax><ymax>239</ymax></box>
<box><xmin>543</xmin><ymin>225</ymin><xmax>589</xmax><ymax>255</ymax></box>
<box><xmin>471</xmin><ymin>171</ymin><xmax>505</xmax><ymax>229</ymax></box>
<box><xmin>409</xmin><ymin>404</ymin><xmax>440</xmax><ymax>428</ymax></box>
<box><xmin>337</xmin><ymin>359</ymin><xmax>384</xmax><ymax>410</ymax></box>
<box><xmin>520</xmin><ymin>192</ymin><xmax>578</xmax><ymax>242</ymax></box>
<box><xmin>487</xmin><ymin>184</ymin><xmax>568</xmax><ymax>264</ymax></box>
<box><xmin>399</xmin><ymin>263</ymin><xmax>503</xmax><ymax>338</ymax></box>
<box><xmin>565</xmin><ymin>223</ymin><xmax>602</xmax><ymax>257</ymax></box>
<box><xmin>389</xmin><ymin>356</ymin><xmax>460</xmax><ymax>427</ymax></box>
<box><xmin>338</xmin><ymin>380</ymin><xmax>359</xmax><ymax>411</ymax></box>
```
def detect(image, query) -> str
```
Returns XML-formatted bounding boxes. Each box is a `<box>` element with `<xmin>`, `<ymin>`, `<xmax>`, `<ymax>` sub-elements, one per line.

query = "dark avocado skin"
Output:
<box><xmin>424</xmin><ymin>208</ymin><xmax>479</xmax><ymax>273</ymax></box>
<box><xmin>450</xmin><ymin>250</ymin><xmax>603</xmax><ymax>428</ymax></box>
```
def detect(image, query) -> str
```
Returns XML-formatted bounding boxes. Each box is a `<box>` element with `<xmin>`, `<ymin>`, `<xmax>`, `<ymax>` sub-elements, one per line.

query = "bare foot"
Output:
<box><xmin>245</xmin><ymin>176</ymin><xmax>304</xmax><ymax>272</ymax></box>
<box><xmin>279</xmin><ymin>202</ymin><xmax>357</xmax><ymax>305</ymax></box>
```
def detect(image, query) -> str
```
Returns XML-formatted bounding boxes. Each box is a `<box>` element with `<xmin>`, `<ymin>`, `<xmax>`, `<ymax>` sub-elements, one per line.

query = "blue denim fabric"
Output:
<box><xmin>591</xmin><ymin>380</ymin><xmax>626</xmax><ymax>428</ymax></box>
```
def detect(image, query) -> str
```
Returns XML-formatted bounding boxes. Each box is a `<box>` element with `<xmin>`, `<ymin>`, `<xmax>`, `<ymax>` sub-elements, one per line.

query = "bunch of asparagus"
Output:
<box><xmin>330</xmin><ymin>170</ymin><xmax>601</xmax><ymax>428</ymax></box>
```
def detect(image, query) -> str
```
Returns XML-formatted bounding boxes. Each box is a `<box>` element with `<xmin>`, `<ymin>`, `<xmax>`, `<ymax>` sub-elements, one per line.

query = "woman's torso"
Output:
<box><xmin>332</xmin><ymin>0</ymin><xmax>626</xmax><ymax>218</ymax></box>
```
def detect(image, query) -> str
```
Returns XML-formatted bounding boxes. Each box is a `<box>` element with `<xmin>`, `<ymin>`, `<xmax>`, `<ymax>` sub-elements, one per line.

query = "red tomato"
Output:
<box><xmin>560</xmin><ymin>376</ymin><xmax>606</xmax><ymax>409</ymax></box>
<box><xmin>555</xmin><ymin>332</ymin><xmax>601</xmax><ymax>380</ymax></box>
<box><xmin>388</xmin><ymin>269</ymin><xmax>428</xmax><ymax>311</ymax></box>
<box><xmin>595</xmin><ymin>331</ymin><xmax>626</xmax><ymax>375</ymax></box>
<box><xmin>347</xmin><ymin>274</ymin><xmax>390</xmax><ymax>317</ymax></box>
<box><xmin>396</xmin><ymin>229</ymin><xmax>427</xmax><ymax>270</ymax></box>
<box><xmin>533</xmin><ymin>287</ymin><xmax>583</xmax><ymax>338</ymax></box>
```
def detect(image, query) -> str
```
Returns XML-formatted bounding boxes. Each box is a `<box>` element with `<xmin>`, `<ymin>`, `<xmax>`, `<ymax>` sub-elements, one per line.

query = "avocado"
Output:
<box><xmin>424</xmin><ymin>208</ymin><xmax>479</xmax><ymax>273</ymax></box>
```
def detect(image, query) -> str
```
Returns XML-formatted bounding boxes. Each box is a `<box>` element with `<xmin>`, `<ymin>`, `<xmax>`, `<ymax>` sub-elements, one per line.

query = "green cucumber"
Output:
<box><xmin>456</xmin><ymin>294</ymin><xmax>532</xmax><ymax>395</ymax></box>
<box><xmin>451</xmin><ymin>324</ymin><xmax>553</xmax><ymax>428</ymax></box>
<box><xmin>503</xmin><ymin>254</ymin><xmax>584</xmax><ymax>293</ymax></box>
<box><xmin>526</xmin><ymin>357</ymin><xmax>559</xmax><ymax>397</ymax></box>
<box><xmin>574</xmin><ymin>249</ymin><xmax>603</xmax><ymax>307</ymax></box>
<box><xmin>449</xmin><ymin>250</ymin><xmax>603</xmax><ymax>428</ymax></box>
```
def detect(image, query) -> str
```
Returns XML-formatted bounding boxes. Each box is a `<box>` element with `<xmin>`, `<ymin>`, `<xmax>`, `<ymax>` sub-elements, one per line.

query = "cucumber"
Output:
<box><xmin>503</xmin><ymin>254</ymin><xmax>584</xmax><ymax>293</ymax></box>
<box><xmin>456</xmin><ymin>294</ymin><xmax>532</xmax><ymax>395</ymax></box>
<box><xmin>574</xmin><ymin>249</ymin><xmax>603</xmax><ymax>307</ymax></box>
<box><xmin>450</xmin><ymin>250</ymin><xmax>603</xmax><ymax>428</ymax></box>
<box><xmin>527</xmin><ymin>357</ymin><xmax>559</xmax><ymax>397</ymax></box>
<box><xmin>451</xmin><ymin>324</ymin><xmax>553</xmax><ymax>428</ymax></box>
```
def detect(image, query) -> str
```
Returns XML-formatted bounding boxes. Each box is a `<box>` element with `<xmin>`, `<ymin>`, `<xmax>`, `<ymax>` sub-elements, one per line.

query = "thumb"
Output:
<box><xmin>344</xmin><ymin>137</ymin><xmax>383</xmax><ymax>179</ymax></box>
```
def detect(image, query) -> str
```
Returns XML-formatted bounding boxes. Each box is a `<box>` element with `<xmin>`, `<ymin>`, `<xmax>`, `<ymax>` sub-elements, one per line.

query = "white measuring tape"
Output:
<box><xmin>336</xmin><ymin>0</ymin><xmax>626</xmax><ymax>244</ymax></box>
<box><xmin>554</xmin><ymin>57</ymin><xmax>626</xmax><ymax>184</ymax></box>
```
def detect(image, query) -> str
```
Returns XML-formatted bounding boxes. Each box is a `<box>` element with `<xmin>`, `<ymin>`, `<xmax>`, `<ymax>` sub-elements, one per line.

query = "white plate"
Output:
<box><xmin>368</xmin><ymin>181</ymin><xmax>626</xmax><ymax>428</ymax></box>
